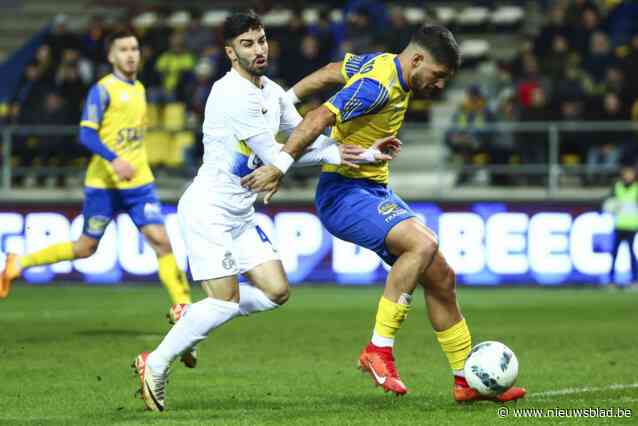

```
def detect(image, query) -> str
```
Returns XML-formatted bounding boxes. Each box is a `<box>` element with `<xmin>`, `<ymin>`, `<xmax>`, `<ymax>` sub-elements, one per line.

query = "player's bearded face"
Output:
<box><xmin>409</xmin><ymin>52</ymin><xmax>451</xmax><ymax>97</ymax></box>
<box><xmin>232</xmin><ymin>28</ymin><xmax>269</xmax><ymax>76</ymax></box>
<box><xmin>109</xmin><ymin>37</ymin><xmax>140</xmax><ymax>77</ymax></box>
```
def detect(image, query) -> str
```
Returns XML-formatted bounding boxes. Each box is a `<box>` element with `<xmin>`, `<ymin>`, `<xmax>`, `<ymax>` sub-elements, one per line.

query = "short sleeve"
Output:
<box><xmin>341</xmin><ymin>52</ymin><xmax>382</xmax><ymax>80</ymax></box>
<box><xmin>227</xmin><ymin>91</ymin><xmax>270</xmax><ymax>140</ymax></box>
<box><xmin>80</xmin><ymin>84</ymin><xmax>109</xmax><ymax>129</ymax></box>
<box><xmin>324</xmin><ymin>77</ymin><xmax>390</xmax><ymax>123</ymax></box>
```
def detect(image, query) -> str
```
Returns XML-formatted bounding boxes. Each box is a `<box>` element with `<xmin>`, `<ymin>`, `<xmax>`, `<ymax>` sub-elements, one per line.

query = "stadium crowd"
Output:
<box><xmin>4</xmin><ymin>0</ymin><xmax>638</xmax><ymax>185</ymax></box>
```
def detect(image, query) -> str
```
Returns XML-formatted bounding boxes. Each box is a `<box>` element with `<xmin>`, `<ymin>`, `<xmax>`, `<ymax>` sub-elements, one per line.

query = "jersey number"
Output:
<box><xmin>360</xmin><ymin>60</ymin><xmax>375</xmax><ymax>74</ymax></box>
<box><xmin>256</xmin><ymin>225</ymin><xmax>271</xmax><ymax>244</ymax></box>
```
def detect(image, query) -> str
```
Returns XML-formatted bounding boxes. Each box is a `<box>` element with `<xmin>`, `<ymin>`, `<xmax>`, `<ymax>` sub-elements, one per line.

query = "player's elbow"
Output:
<box><xmin>307</xmin><ymin>105</ymin><xmax>336</xmax><ymax>130</ymax></box>
<box><xmin>323</xmin><ymin>62</ymin><xmax>344</xmax><ymax>84</ymax></box>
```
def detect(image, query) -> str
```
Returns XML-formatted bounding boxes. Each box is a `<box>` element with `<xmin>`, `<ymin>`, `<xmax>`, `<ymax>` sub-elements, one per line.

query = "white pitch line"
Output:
<box><xmin>530</xmin><ymin>383</ymin><xmax>638</xmax><ymax>398</ymax></box>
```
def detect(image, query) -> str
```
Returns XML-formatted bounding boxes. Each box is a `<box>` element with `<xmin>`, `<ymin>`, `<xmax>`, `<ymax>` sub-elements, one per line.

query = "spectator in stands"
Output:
<box><xmin>307</xmin><ymin>8</ymin><xmax>339</xmax><ymax>63</ymax></box>
<box><xmin>345</xmin><ymin>8</ymin><xmax>377</xmax><ymax>54</ymax></box>
<box><xmin>541</xmin><ymin>34</ymin><xmax>572</xmax><ymax>81</ymax></box>
<box><xmin>620</xmin><ymin>35</ymin><xmax>638</xmax><ymax>101</ymax></box>
<box><xmin>597</xmin><ymin>65</ymin><xmax>627</xmax><ymax>98</ymax></box>
<box><xmin>569</xmin><ymin>7</ymin><xmax>601</xmax><ymax>57</ymax></box>
<box><xmin>558</xmin><ymin>97</ymin><xmax>589</xmax><ymax>161</ymax></box>
<box><xmin>155</xmin><ymin>32</ymin><xmax>196</xmax><ymax>102</ymax></box>
<box><xmin>183</xmin><ymin>10</ymin><xmax>213</xmax><ymax>55</ymax></box>
<box><xmin>445</xmin><ymin>85</ymin><xmax>493</xmax><ymax>185</ymax></box>
<box><xmin>55</xmin><ymin>62</ymin><xmax>87</xmax><ymax>122</ymax></box>
<box><xmin>140</xmin><ymin>10</ymin><xmax>171</xmax><ymax>54</ymax></box>
<box><xmin>584</xmin><ymin>32</ymin><xmax>616</xmax><ymax>83</ymax></box>
<box><xmin>34</xmin><ymin>44</ymin><xmax>55</xmax><ymax>85</ymax></box>
<box><xmin>138</xmin><ymin>45</ymin><xmax>162</xmax><ymax>102</ymax></box>
<box><xmin>489</xmin><ymin>90</ymin><xmax>519</xmax><ymax>186</ymax></box>
<box><xmin>553</xmin><ymin>62</ymin><xmax>594</xmax><ymax>103</ymax></box>
<box><xmin>605</xmin><ymin>0</ymin><xmax>638</xmax><ymax>47</ymax></box>
<box><xmin>44</xmin><ymin>14</ymin><xmax>82</xmax><ymax>64</ymax></box>
<box><xmin>386</xmin><ymin>6</ymin><xmax>414</xmax><ymax>54</ymax></box>
<box><xmin>12</xmin><ymin>63</ymin><xmax>52</xmax><ymax>124</ymax></box>
<box><xmin>177</xmin><ymin>60</ymin><xmax>213</xmax><ymax>176</ymax></box>
<box><xmin>565</xmin><ymin>0</ymin><xmax>599</xmax><ymax>31</ymax></box>
<box><xmin>519</xmin><ymin>87</ymin><xmax>552</xmax><ymax>177</ymax></box>
<box><xmin>587</xmin><ymin>93</ymin><xmax>629</xmax><ymax>184</ymax></box>
<box><xmin>534</xmin><ymin>5</ymin><xmax>569</xmax><ymax>58</ymax></box>
<box><xmin>516</xmin><ymin>54</ymin><xmax>551</xmax><ymax>110</ymax></box>
<box><xmin>265</xmin><ymin>38</ymin><xmax>284</xmax><ymax>83</ymax></box>
<box><xmin>277</xmin><ymin>9</ymin><xmax>306</xmax><ymax>72</ymax></box>
<box><xmin>81</xmin><ymin>16</ymin><xmax>108</xmax><ymax>66</ymax></box>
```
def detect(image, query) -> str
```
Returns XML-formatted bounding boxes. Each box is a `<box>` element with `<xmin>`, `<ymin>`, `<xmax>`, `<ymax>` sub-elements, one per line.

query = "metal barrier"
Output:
<box><xmin>1</xmin><ymin>122</ymin><xmax>637</xmax><ymax>193</ymax></box>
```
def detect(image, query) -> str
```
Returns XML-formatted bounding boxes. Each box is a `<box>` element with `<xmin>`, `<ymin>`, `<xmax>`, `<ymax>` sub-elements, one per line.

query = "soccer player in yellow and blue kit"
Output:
<box><xmin>1</xmin><ymin>31</ymin><xmax>191</xmax><ymax>307</ymax></box>
<box><xmin>242</xmin><ymin>24</ymin><xmax>525</xmax><ymax>403</ymax></box>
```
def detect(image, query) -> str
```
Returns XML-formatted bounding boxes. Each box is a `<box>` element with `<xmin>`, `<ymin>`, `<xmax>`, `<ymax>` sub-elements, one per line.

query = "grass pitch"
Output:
<box><xmin>1</xmin><ymin>284</ymin><xmax>637</xmax><ymax>425</ymax></box>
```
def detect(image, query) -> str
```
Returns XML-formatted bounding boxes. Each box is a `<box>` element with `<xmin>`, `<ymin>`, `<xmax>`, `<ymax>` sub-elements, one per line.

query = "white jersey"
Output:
<box><xmin>178</xmin><ymin>68</ymin><xmax>299</xmax><ymax>280</ymax></box>
<box><xmin>190</xmin><ymin>68</ymin><xmax>301</xmax><ymax>219</ymax></box>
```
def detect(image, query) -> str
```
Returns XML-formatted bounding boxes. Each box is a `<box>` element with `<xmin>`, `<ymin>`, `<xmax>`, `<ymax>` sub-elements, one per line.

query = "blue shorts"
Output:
<box><xmin>82</xmin><ymin>183</ymin><xmax>164</xmax><ymax>239</ymax></box>
<box><xmin>315</xmin><ymin>173</ymin><xmax>416</xmax><ymax>265</ymax></box>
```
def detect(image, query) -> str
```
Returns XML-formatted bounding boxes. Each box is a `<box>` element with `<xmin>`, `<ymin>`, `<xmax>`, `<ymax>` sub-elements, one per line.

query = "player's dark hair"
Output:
<box><xmin>105</xmin><ymin>29</ymin><xmax>137</xmax><ymax>52</ymax></box>
<box><xmin>223</xmin><ymin>10</ymin><xmax>263</xmax><ymax>44</ymax></box>
<box><xmin>410</xmin><ymin>24</ymin><xmax>461</xmax><ymax>72</ymax></box>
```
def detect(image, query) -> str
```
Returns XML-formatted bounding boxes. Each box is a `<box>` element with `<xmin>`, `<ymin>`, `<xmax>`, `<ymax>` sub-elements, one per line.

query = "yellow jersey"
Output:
<box><xmin>80</xmin><ymin>73</ymin><xmax>154</xmax><ymax>189</ymax></box>
<box><xmin>323</xmin><ymin>52</ymin><xmax>411</xmax><ymax>184</ymax></box>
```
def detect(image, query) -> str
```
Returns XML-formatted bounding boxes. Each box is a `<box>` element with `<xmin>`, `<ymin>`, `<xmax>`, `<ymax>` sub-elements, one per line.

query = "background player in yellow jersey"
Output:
<box><xmin>242</xmin><ymin>24</ymin><xmax>525</xmax><ymax>403</ymax></box>
<box><xmin>1</xmin><ymin>31</ymin><xmax>191</xmax><ymax>308</ymax></box>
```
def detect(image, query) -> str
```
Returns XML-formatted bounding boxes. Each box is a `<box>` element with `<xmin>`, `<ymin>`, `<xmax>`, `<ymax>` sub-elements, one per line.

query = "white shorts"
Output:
<box><xmin>177</xmin><ymin>185</ymin><xmax>279</xmax><ymax>281</ymax></box>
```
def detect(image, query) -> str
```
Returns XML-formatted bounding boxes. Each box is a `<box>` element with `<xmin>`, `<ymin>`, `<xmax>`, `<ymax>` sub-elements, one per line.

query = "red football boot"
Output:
<box><xmin>454</xmin><ymin>375</ymin><xmax>526</xmax><ymax>403</ymax></box>
<box><xmin>358</xmin><ymin>343</ymin><xmax>407</xmax><ymax>395</ymax></box>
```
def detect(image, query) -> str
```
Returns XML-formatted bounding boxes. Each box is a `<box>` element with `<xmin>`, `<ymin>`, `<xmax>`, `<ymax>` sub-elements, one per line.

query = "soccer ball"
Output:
<box><xmin>463</xmin><ymin>341</ymin><xmax>519</xmax><ymax>396</ymax></box>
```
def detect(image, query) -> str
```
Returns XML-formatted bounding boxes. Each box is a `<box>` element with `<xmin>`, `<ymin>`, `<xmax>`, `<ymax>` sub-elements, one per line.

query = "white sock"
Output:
<box><xmin>371</xmin><ymin>331</ymin><xmax>394</xmax><ymax>348</ymax></box>
<box><xmin>147</xmin><ymin>297</ymin><xmax>240</xmax><ymax>372</ymax></box>
<box><xmin>238</xmin><ymin>283</ymin><xmax>279</xmax><ymax>316</ymax></box>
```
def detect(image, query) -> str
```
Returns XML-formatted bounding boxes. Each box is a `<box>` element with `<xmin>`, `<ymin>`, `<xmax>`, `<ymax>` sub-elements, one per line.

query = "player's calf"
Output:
<box><xmin>166</xmin><ymin>304</ymin><xmax>198</xmax><ymax>368</ymax></box>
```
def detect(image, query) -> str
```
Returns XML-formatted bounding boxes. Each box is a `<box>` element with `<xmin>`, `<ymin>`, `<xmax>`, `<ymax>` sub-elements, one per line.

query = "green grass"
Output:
<box><xmin>1</xmin><ymin>284</ymin><xmax>637</xmax><ymax>425</ymax></box>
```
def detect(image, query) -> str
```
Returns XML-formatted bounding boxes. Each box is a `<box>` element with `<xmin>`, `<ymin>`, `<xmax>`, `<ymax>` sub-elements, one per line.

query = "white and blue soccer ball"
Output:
<box><xmin>464</xmin><ymin>341</ymin><xmax>519</xmax><ymax>396</ymax></box>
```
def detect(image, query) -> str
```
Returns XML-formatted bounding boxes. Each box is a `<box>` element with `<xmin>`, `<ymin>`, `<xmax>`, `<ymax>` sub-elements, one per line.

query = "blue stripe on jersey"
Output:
<box><xmin>328</xmin><ymin>77</ymin><xmax>390</xmax><ymax>122</ymax></box>
<box><xmin>344</xmin><ymin>52</ymin><xmax>381</xmax><ymax>78</ymax></box>
<box><xmin>80</xmin><ymin>83</ymin><xmax>110</xmax><ymax>127</ymax></box>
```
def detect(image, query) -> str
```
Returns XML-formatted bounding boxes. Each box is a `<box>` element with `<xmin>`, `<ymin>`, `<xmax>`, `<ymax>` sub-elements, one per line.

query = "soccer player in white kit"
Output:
<box><xmin>132</xmin><ymin>11</ymin><xmax>400</xmax><ymax>412</ymax></box>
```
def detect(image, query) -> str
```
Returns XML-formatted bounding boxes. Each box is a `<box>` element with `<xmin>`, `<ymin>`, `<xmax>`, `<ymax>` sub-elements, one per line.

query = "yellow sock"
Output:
<box><xmin>435</xmin><ymin>318</ymin><xmax>472</xmax><ymax>371</ymax></box>
<box><xmin>373</xmin><ymin>296</ymin><xmax>410</xmax><ymax>341</ymax></box>
<box><xmin>158</xmin><ymin>254</ymin><xmax>191</xmax><ymax>304</ymax></box>
<box><xmin>19</xmin><ymin>242</ymin><xmax>74</xmax><ymax>269</ymax></box>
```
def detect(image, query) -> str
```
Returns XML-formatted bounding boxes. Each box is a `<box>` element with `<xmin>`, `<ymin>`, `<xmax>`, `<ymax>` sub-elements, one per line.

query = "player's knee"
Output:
<box><xmin>74</xmin><ymin>239</ymin><xmax>98</xmax><ymax>259</ymax></box>
<box><xmin>413</xmin><ymin>238</ymin><xmax>438</xmax><ymax>270</ymax></box>
<box><xmin>265</xmin><ymin>282</ymin><xmax>289</xmax><ymax>305</ymax></box>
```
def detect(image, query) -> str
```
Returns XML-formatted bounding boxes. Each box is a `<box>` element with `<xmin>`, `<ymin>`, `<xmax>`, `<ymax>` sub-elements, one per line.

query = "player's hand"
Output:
<box><xmin>111</xmin><ymin>157</ymin><xmax>135</xmax><ymax>181</ymax></box>
<box><xmin>241</xmin><ymin>165</ymin><xmax>283</xmax><ymax>204</ymax></box>
<box><xmin>338</xmin><ymin>144</ymin><xmax>366</xmax><ymax>168</ymax></box>
<box><xmin>372</xmin><ymin>136</ymin><xmax>402</xmax><ymax>160</ymax></box>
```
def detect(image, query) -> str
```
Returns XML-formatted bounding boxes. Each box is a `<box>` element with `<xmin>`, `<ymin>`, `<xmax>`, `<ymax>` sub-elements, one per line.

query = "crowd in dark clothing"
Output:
<box><xmin>5</xmin><ymin>1</ymin><xmax>638</xmax><ymax>187</ymax></box>
<box><xmin>445</xmin><ymin>0</ymin><xmax>638</xmax><ymax>185</ymax></box>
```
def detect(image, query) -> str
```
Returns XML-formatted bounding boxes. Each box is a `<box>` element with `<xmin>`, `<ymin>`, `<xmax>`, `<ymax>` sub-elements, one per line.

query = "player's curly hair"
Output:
<box><xmin>223</xmin><ymin>10</ymin><xmax>263</xmax><ymax>44</ymax></box>
<box><xmin>411</xmin><ymin>24</ymin><xmax>461</xmax><ymax>72</ymax></box>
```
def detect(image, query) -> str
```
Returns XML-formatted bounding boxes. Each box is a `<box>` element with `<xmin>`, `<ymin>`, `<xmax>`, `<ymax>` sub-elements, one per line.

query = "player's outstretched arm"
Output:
<box><xmin>287</xmin><ymin>62</ymin><xmax>344</xmax><ymax>104</ymax></box>
<box><xmin>241</xmin><ymin>105</ymin><xmax>336</xmax><ymax>203</ymax></box>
